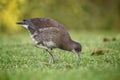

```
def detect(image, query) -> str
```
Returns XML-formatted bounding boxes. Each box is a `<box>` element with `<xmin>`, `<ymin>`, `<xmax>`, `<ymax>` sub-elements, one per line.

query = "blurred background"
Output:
<box><xmin>0</xmin><ymin>0</ymin><xmax>120</xmax><ymax>34</ymax></box>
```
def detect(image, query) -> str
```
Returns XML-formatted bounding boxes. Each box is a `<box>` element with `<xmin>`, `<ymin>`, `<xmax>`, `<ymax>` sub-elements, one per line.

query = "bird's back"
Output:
<box><xmin>26</xmin><ymin>18</ymin><xmax>65</xmax><ymax>30</ymax></box>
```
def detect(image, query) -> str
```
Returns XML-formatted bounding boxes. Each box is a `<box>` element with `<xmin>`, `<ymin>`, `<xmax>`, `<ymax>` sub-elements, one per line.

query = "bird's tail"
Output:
<box><xmin>16</xmin><ymin>19</ymin><xmax>28</xmax><ymax>25</ymax></box>
<box><xmin>16</xmin><ymin>20</ymin><xmax>29</xmax><ymax>29</ymax></box>
<box><xmin>16</xmin><ymin>19</ymin><xmax>36</xmax><ymax>30</ymax></box>
<box><xmin>16</xmin><ymin>21</ymin><xmax>26</xmax><ymax>25</ymax></box>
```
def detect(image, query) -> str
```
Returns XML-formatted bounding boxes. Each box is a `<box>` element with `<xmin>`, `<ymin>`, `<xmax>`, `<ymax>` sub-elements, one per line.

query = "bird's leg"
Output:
<box><xmin>45</xmin><ymin>49</ymin><xmax>55</xmax><ymax>63</ymax></box>
<box><xmin>35</xmin><ymin>44</ymin><xmax>55</xmax><ymax>63</ymax></box>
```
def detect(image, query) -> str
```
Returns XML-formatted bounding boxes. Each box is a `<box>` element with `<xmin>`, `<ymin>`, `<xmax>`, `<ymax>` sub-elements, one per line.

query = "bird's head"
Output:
<box><xmin>72</xmin><ymin>41</ymin><xmax>82</xmax><ymax>58</ymax></box>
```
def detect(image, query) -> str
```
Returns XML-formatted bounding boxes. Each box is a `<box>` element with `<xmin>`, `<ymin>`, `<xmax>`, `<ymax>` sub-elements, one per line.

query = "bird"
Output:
<box><xmin>16</xmin><ymin>18</ymin><xmax>82</xmax><ymax>63</ymax></box>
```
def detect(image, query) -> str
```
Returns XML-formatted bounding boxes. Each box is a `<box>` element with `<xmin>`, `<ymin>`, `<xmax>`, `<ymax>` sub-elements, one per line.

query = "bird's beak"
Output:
<box><xmin>77</xmin><ymin>52</ymin><xmax>80</xmax><ymax>59</ymax></box>
<box><xmin>72</xmin><ymin>50</ymin><xmax>80</xmax><ymax>59</ymax></box>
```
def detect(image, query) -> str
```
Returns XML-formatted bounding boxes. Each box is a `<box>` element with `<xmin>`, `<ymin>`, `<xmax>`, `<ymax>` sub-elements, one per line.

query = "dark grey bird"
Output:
<box><xmin>16</xmin><ymin>18</ymin><xmax>82</xmax><ymax>63</ymax></box>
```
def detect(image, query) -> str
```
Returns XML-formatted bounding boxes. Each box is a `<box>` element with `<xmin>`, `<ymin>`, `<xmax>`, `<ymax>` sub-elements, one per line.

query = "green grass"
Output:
<box><xmin>0</xmin><ymin>31</ymin><xmax>120</xmax><ymax>80</ymax></box>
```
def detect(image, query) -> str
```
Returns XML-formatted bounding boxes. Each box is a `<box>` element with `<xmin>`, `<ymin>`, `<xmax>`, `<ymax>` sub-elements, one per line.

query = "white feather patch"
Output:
<box><xmin>21</xmin><ymin>25</ymin><xmax>29</xmax><ymax>29</ymax></box>
<box><xmin>43</xmin><ymin>41</ymin><xmax>56</xmax><ymax>47</ymax></box>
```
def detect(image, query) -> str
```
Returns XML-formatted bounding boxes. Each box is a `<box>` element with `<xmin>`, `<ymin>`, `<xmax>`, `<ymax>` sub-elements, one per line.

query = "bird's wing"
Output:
<box><xmin>37</xmin><ymin>26</ymin><xmax>71</xmax><ymax>47</ymax></box>
<box><xmin>21</xmin><ymin>18</ymin><xmax>69</xmax><ymax>36</ymax></box>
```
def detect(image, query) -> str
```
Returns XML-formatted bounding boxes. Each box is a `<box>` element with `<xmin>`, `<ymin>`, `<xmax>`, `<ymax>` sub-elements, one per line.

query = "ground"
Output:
<box><xmin>0</xmin><ymin>31</ymin><xmax>120</xmax><ymax>80</ymax></box>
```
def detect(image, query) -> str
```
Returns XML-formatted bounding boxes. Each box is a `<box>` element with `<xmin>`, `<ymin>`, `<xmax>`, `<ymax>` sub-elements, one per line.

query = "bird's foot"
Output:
<box><xmin>49</xmin><ymin>57</ymin><xmax>54</xmax><ymax>64</ymax></box>
<box><xmin>48</xmin><ymin>56</ymin><xmax>58</xmax><ymax>64</ymax></box>
<box><xmin>35</xmin><ymin>44</ymin><xmax>39</xmax><ymax>48</ymax></box>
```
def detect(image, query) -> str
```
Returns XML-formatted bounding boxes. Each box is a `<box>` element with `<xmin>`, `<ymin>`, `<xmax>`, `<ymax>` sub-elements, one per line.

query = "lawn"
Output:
<box><xmin>0</xmin><ymin>31</ymin><xmax>120</xmax><ymax>80</ymax></box>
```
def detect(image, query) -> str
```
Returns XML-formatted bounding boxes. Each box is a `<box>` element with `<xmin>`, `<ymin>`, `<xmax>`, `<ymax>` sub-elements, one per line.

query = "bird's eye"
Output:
<box><xmin>75</xmin><ymin>48</ymin><xmax>80</xmax><ymax>52</ymax></box>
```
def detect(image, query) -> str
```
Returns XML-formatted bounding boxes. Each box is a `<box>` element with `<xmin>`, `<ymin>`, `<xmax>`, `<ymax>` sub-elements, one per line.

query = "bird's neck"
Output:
<box><xmin>61</xmin><ymin>39</ymin><xmax>75</xmax><ymax>51</ymax></box>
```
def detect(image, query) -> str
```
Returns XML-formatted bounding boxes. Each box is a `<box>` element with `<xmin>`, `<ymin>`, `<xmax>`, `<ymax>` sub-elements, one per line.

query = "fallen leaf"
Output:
<box><xmin>103</xmin><ymin>38</ymin><xmax>110</xmax><ymax>42</ymax></box>
<box><xmin>91</xmin><ymin>49</ymin><xmax>110</xmax><ymax>56</ymax></box>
